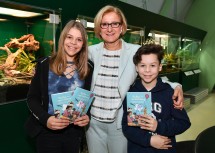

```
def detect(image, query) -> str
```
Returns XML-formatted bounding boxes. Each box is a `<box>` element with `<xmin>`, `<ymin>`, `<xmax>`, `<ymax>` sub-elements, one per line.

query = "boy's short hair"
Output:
<box><xmin>133</xmin><ymin>44</ymin><xmax>164</xmax><ymax>65</ymax></box>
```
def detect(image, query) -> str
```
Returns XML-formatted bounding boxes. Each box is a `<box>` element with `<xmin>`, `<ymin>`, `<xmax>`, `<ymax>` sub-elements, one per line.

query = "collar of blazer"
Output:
<box><xmin>92</xmin><ymin>39</ymin><xmax>134</xmax><ymax>81</ymax></box>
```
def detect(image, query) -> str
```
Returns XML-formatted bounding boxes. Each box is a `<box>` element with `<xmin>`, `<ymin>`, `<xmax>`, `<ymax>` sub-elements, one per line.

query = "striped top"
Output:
<box><xmin>91</xmin><ymin>48</ymin><xmax>121</xmax><ymax>122</ymax></box>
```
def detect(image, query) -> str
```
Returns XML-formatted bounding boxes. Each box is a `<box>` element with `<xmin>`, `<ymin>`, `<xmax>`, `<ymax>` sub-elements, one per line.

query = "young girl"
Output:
<box><xmin>25</xmin><ymin>20</ymin><xmax>93</xmax><ymax>153</ymax></box>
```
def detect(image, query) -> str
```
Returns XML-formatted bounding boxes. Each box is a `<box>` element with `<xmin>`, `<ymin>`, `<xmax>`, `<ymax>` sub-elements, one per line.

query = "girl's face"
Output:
<box><xmin>100</xmin><ymin>12</ymin><xmax>122</xmax><ymax>44</ymax></box>
<box><xmin>136</xmin><ymin>54</ymin><xmax>162</xmax><ymax>89</ymax></box>
<box><xmin>64</xmin><ymin>27</ymin><xmax>83</xmax><ymax>61</ymax></box>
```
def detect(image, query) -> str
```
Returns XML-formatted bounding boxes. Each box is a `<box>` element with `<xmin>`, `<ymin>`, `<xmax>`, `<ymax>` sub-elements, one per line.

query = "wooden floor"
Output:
<box><xmin>176</xmin><ymin>93</ymin><xmax>215</xmax><ymax>142</ymax></box>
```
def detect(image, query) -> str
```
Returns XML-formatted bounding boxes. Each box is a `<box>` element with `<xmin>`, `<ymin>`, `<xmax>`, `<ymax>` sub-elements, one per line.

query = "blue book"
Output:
<box><xmin>126</xmin><ymin>92</ymin><xmax>152</xmax><ymax>126</ymax></box>
<box><xmin>51</xmin><ymin>87</ymin><xmax>95</xmax><ymax>123</ymax></box>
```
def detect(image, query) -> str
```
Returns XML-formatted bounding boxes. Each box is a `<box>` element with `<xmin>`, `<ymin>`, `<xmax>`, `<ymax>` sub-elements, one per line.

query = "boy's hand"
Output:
<box><xmin>151</xmin><ymin>135</ymin><xmax>172</xmax><ymax>149</ymax></box>
<box><xmin>139</xmin><ymin>115</ymin><xmax>157</xmax><ymax>132</ymax></box>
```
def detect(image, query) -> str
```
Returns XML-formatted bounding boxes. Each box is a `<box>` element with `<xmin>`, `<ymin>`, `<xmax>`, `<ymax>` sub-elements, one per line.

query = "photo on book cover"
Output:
<box><xmin>51</xmin><ymin>87</ymin><xmax>95</xmax><ymax>123</ymax></box>
<box><xmin>126</xmin><ymin>92</ymin><xmax>152</xmax><ymax>126</ymax></box>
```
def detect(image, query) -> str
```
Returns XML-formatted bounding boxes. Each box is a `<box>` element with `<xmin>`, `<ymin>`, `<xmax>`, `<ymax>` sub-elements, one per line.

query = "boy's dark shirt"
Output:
<box><xmin>122</xmin><ymin>77</ymin><xmax>191</xmax><ymax>153</ymax></box>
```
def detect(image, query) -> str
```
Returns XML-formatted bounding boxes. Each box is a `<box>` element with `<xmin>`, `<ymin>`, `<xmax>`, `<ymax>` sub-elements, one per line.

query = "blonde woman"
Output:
<box><xmin>86</xmin><ymin>5</ymin><xmax>184</xmax><ymax>153</ymax></box>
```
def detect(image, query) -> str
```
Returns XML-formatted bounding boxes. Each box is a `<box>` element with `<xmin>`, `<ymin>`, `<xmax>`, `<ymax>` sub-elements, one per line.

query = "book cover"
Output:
<box><xmin>126</xmin><ymin>92</ymin><xmax>152</xmax><ymax>126</ymax></box>
<box><xmin>51</xmin><ymin>87</ymin><xmax>95</xmax><ymax>123</ymax></box>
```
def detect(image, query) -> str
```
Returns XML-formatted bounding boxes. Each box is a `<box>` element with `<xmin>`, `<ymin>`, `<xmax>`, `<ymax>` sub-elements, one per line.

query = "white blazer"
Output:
<box><xmin>88</xmin><ymin>39</ymin><xmax>140</xmax><ymax>128</ymax></box>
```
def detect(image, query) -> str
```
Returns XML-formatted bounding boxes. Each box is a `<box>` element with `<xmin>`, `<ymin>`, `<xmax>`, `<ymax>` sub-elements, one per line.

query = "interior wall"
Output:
<box><xmin>185</xmin><ymin>0</ymin><xmax>215</xmax><ymax>91</ymax></box>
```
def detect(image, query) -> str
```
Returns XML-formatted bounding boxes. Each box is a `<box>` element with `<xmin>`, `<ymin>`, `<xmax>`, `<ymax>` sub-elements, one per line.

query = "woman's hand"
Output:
<box><xmin>150</xmin><ymin>135</ymin><xmax>172</xmax><ymax>149</ymax></box>
<box><xmin>47</xmin><ymin>116</ymin><xmax>70</xmax><ymax>130</ymax></box>
<box><xmin>138</xmin><ymin>115</ymin><xmax>157</xmax><ymax>132</ymax></box>
<box><xmin>74</xmin><ymin>114</ymin><xmax>89</xmax><ymax>127</ymax></box>
<box><xmin>173</xmin><ymin>85</ymin><xmax>184</xmax><ymax>110</ymax></box>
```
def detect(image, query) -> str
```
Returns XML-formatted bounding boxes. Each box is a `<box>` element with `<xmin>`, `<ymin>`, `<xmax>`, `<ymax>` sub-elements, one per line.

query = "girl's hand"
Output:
<box><xmin>138</xmin><ymin>115</ymin><xmax>157</xmax><ymax>132</ymax></box>
<box><xmin>47</xmin><ymin>116</ymin><xmax>70</xmax><ymax>130</ymax></box>
<box><xmin>151</xmin><ymin>135</ymin><xmax>172</xmax><ymax>149</ymax></box>
<box><xmin>74</xmin><ymin>114</ymin><xmax>89</xmax><ymax>127</ymax></box>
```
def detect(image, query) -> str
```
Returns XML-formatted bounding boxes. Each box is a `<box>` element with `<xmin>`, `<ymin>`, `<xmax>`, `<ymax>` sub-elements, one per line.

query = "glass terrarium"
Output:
<box><xmin>123</xmin><ymin>25</ymin><xmax>145</xmax><ymax>45</ymax></box>
<box><xmin>177</xmin><ymin>37</ymin><xmax>201</xmax><ymax>71</ymax></box>
<box><xmin>0</xmin><ymin>1</ymin><xmax>61</xmax><ymax>103</ymax></box>
<box><xmin>148</xmin><ymin>30</ymin><xmax>181</xmax><ymax>74</ymax></box>
<box><xmin>77</xmin><ymin>15</ymin><xmax>101</xmax><ymax>46</ymax></box>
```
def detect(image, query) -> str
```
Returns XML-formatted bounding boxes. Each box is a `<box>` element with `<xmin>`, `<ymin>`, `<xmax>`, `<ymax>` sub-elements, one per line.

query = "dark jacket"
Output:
<box><xmin>122</xmin><ymin>77</ymin><xmax>191</xmax><ymax>153</ymax></box>
<box><xmin>24</xmin><ymin>57</ymin><xmax>93</xmax><ymax>138</ymax></box>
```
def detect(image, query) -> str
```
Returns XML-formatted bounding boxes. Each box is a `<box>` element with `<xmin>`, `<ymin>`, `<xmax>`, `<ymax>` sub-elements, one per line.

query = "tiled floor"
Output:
<box><xmin>80</xmin><ymin>94</ymin><xmax>215</xmax><ymax>152</ymax></box>
<box><xmin>176</xmin><ymin>93</ymin><xmax>215</xmax><ymax>142</ymax></box>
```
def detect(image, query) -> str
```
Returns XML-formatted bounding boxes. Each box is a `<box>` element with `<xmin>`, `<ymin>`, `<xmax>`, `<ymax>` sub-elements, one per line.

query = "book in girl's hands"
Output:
<box><xmin>51</xmin><ymin>87</ymin><xmax>95</xmax><ymax>123</ymax></box>
<box><xmin>126</xmin><ymin>92</ymin><xmax>152</xmax><ymax>126</ymax></box>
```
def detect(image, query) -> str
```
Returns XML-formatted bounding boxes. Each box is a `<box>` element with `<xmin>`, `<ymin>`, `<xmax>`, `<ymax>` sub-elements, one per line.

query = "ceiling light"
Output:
<box><xmin>0</xmin><ymin>7</ymin><xmax>42</xmax><ymax>17</ymax></box>
<box><xmin>87</xmin><ymin>22</ymin><xmax>94</xmax><ymax>28</ymax></box>
<box><xmin>148</xmin><ymin>33</ymin><xmax>168</xmax><ymax>38</ymax></box>
<box><xmin>0</xmin><ymin>18</ymin><xmax>7</xmax><ymax>21</ymax></box>
<box><xmin>182</xmin><ymin>38</ymin><xmax>192</xmax><ymax>41</ymax></box>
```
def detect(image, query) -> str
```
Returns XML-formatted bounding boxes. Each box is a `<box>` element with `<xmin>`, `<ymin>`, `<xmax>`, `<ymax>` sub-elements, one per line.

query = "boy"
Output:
<box><xmin>122</xmin><ymin>43</ymin><xmax>191</xmax><ymax>153</ymax></box>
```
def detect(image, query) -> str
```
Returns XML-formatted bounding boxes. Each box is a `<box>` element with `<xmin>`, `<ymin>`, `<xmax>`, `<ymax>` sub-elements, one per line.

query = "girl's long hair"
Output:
<box><xmin>49</xmin><ymin>20</ymin><xmax>88</xmax><ymax>80</ymax></box>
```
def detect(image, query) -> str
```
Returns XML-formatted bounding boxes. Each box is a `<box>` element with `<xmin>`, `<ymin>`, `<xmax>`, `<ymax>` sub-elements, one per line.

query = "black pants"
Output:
<box><xmin>36</xmin><ymin>125</ymin><xmax>83</xmax><ymax>153</ymax></box>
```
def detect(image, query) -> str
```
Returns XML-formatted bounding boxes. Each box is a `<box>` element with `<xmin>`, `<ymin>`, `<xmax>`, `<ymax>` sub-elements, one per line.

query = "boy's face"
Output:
<box><xmin>136</xmin><ymin>54</ymin><xmax>162</xmax><ymax>88</ymax></box>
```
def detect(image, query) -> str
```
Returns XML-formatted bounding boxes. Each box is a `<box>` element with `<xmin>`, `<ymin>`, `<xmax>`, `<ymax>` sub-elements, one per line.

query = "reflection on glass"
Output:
<box><xmin>177</xmin><ymin>38</ymin><xmax>201</xmax><ymax>71</ymax></box>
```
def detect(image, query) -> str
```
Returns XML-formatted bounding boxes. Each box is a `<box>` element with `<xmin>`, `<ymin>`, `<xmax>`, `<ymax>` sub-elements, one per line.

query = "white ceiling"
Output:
<box><xmin>119</xmin><ymin>0</ymin><xmax>194</xmax><ymax>22</ymax></box>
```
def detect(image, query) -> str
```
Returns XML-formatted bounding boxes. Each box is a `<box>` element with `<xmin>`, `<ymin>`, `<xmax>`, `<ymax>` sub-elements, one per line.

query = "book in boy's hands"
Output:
<box><xmin>126</xmin><ymin>92</ymin><xmax>152</xmax><ymax>126</ymax></box>
<box><xmin>51</xmin><ymin>87</ymin><xmax>95</xmax><ymax>123</ymax></box>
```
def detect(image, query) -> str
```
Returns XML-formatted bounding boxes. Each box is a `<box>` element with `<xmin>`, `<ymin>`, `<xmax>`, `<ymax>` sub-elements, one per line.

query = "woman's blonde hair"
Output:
<box><xmin>50</xmin><ymin>20</ymin><xmax>88</xmax><ymax>80</ymax></box>
<box><xmin>94</xmin><ymin>5</ymin><xmax>127</xmax><ymax>39</ymax></box>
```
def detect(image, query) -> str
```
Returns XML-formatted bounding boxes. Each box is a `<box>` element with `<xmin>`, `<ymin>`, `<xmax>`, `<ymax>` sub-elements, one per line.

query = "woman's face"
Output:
<box><xmin>100</xmin><ymin>12</ymin><xmax>122</xmax><ymax>44</ymax></box>
<box><xmin>64</xmin><ymin>27</ymin><xmax>83</xmax><ymax>61</ymax></box>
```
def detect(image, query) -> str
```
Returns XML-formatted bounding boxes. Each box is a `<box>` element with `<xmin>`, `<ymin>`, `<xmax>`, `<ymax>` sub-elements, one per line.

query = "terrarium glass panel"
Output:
<box><xmin>177</xmin><ymin>38</ymin><xmax>201</xmax><ymax>71</ymax></box>
<box><xmin>148</xmin><ymin>30</ymin><xmax>181</xmax><ymax>74</ymax></box>
<box><xmin>123</xmin><ymin>25</ymin><xmax>144</xmax><ymax>45</ymax></box>
<box><xmin>0</xmin><ymin>1</ymin><xmax>61</xmax><ymax>103</ymax></box>
<box><xmin>77</xmin><ymin>15</ymin><xmax>102</xmax><ymax>46</ymax></box>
